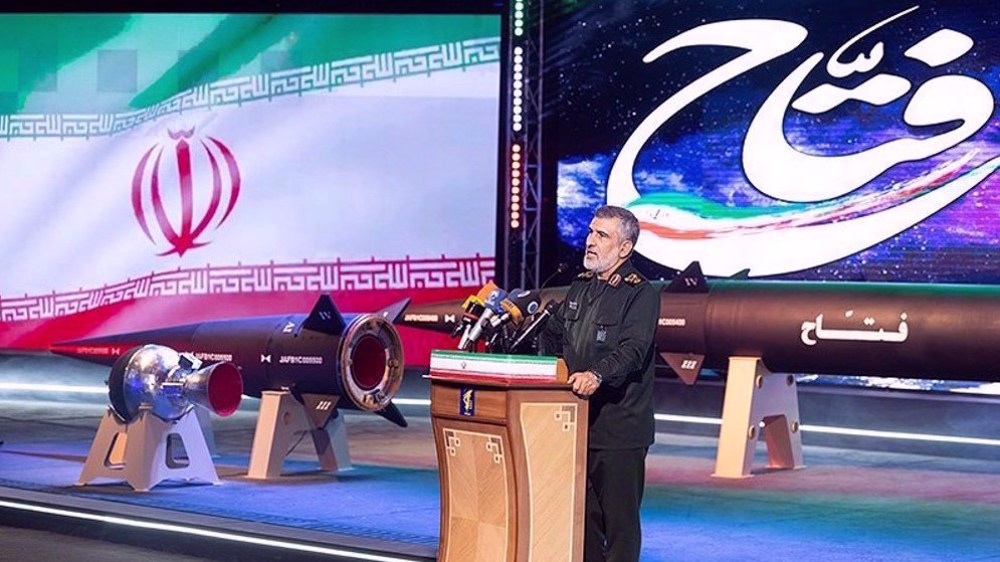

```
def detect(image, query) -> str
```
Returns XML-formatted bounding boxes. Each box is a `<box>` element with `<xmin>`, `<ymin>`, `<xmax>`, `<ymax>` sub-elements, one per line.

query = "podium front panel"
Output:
<box><xmin>434</xmin><ymin>418</ymin><xmax>515</xmax><ymax>562</ymax></box>
<box><xmin>518</xmin><ymin>401</ymin><xmax>582</xmax><ymax>562</ymax></box>
<box><xmin>429</xmin><ymin>352</ymin><xmax>586</xmax><ymax>562</ymax></box>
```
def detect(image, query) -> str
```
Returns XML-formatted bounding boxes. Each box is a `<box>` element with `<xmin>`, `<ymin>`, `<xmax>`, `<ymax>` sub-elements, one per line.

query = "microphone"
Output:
<box><xmin>539</xmin><ymin>263</ymin><xmax>570</xmax><ymax>290</ymax></box>
<box><xmin>510</xmin><ymin>299</ymin><xmax>561</xmax><ymax>352</ymax></box>
<box><xmin>456</xmin><ymin>282</ymin><xmax>499</xmax><ymax>348</ymax></box>
<box><xmin>452</xmin><ymin>295</ymin><xmax>486</xmax><ymax>336</ymax></box>
<box><xmin>462</xmin><ymin>285</ymin><xmax>507</xmax><ymax>350</ymax></box>
<box><xmin>490</xmin><ymin>289</ymin><xmax>542</xmax><ymax>329</ymax></box>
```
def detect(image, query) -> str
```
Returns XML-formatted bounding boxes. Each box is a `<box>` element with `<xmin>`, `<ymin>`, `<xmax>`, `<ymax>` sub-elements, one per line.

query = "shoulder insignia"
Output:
<box><xmin>609</xmin><ymin>273</ymin><xmax>622</xmax><ymax>288</ymax></box>
<box><xmin>576</xmin><ymin>271</ymin><xmax>595</xmax><ymax>280</ymax></box>
<box><xmin>624</xmin><ymin>273</ymin><xmax>644</xmax><ymax>285</ymax></box>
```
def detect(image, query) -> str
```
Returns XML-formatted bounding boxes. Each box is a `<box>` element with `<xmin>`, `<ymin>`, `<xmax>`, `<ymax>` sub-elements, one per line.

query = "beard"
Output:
<box><xmin>583</xmin><ymin>250</ymin><xmax>618</xmax><ymax>274</ymax></box>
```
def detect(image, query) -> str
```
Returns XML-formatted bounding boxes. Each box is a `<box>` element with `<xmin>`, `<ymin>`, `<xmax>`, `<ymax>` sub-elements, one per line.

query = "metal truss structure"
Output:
<box><xmin>500</xmin><ymin>0</ymin><xmax>544</xmax><ymax>290</ymax></box>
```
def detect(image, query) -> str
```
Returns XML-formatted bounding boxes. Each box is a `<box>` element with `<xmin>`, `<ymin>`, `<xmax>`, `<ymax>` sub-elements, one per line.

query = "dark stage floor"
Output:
<box><xmin>2</xmin><ymin>395</ymin><xmax>1000</xmax><ymax>561</ymax></box>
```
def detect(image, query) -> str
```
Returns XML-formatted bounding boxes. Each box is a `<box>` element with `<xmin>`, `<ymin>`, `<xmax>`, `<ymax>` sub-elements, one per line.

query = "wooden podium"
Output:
<box><xmin>429</xmin><ymin>350</ymin><xmax>588</xmax><ymax>562</ymax></box>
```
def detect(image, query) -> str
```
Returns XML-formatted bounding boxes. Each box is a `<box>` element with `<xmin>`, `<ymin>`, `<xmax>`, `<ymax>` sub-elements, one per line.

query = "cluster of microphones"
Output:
<box><xmin>453</xmin><ymin>281</ymin><xmax>561</xmax><ymax>354</ymax></box>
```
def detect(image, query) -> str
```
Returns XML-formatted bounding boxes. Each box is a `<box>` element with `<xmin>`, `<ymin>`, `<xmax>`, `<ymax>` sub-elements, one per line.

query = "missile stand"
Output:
<box><xmin>247</xmin><ymin>390</ymin><xmax>351</xmax><ymax>479</ymax></box>
<box><xmin>713</xmin><ymin>357</ymin><xmax>805</xmax><ymax>479</ymax></box>
<box><xmin>78</xmin><ymin>404</ymin><xmax>220</xmax><ymax>492</ymax></box>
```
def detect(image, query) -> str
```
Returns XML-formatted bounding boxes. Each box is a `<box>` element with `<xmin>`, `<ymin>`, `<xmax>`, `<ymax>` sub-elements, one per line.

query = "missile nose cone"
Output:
<box><xmin>51</xmin><ymin>340</ymin><xmax>136</xmax><ymax>367</ymax></box>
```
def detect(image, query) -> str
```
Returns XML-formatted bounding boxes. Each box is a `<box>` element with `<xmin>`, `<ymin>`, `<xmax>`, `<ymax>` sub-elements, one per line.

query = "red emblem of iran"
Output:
<box><xmin>131</xmin><ymin>128</ymin><xmax>241</xmax><ymax>257</ymax></box>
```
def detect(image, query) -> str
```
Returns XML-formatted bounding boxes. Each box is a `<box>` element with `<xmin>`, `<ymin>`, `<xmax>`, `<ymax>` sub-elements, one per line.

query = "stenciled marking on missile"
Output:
<box><xmin>801</xmin><ymin>311</ymin><xmax>909</xmax><ymax>345</ymax></box>
<box><xmin>261</xmin><ymin>354</ymin><xmax>272</xmax><ymax>363</ymax></box>
<box><xmin>607</xmin><ymin>6</ymin><xmax>1000</xmax><ymax>276</ymax></box>
<box><xmin>278</xmin><ymin>355</ymin><xmax>323</xmax><ymax>365</ymax></box>
<box><xmin>69</xmin><ymin>346</ymin><xmax>122</xmax><ymax>356</ymax></box>
<box><xmin>192</xmin><ymin>352</ymin><xmax>234</xmax><ymax>362</ymax></box>
<box><xmin>444</xmin><ymin>314</ymin><xmax>457</xmax><ymax>324</ymax></box>
<box><xmin>658</xmin><ymin>317</ymin><xmax>687</xmax><ymax>327</ymax></box>
<box><xmin>283</xmin><ymin>321</ymin><xmax>296</xmax><ymax>333</ymax></box>
<box><xmin>404</xmin><ymin>313</ymin><xmax>439</xmax><ymax>323</ymax></box>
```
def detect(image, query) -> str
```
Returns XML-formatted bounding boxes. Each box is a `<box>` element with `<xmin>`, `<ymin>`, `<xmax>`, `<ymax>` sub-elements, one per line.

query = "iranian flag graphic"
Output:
<box><xmin>0</xmin><ymin>14</ymin><xmax>501</xmax><ymax>364</ymax></box>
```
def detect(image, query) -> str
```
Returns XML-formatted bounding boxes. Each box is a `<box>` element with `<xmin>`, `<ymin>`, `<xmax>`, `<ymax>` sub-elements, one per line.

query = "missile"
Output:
<box><xmin>52</xmin><ymin>295</ymin><xmax>410</xmax><ymax>427</ymax></box>
<box><xmin>655</xmin><ymin>262</ymin><xmax>1000</xmax><ymax>384</ymax></box>
<box><xmin>399</xmin><ymin>264</ymin><xmax>1000</xmax><ymax>385</ymax></box>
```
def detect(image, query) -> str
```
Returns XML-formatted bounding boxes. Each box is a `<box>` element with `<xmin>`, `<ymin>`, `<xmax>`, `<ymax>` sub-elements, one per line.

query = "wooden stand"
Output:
<box><xmin>430</xmin><ymin>351</ymin><xmax>587</xmax><ymax>562</ymax></box>
<box><xmin>247</xmin><ymin>390</ymin><xmax>351</xmax><ymax>479</ymax></box>
<box><xmin>78</xmin><ymin>405</ymin><xmax>220</xmax><ymax>492</ymax></box>
<box><xmin>713</xmin><ymin>356</ymin><xmax>805</xmax><ymax>479</ymax></box>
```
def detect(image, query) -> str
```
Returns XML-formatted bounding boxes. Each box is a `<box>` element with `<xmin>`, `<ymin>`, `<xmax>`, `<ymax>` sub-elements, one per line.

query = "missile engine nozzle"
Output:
<box><xmin>338</xmin><ymin>311</ymin><xmax>404</xmax><ymax>413</ymax></box>
<box><xmin>109</xmin><ymin>344</ymin><xmax>243</xmax><ymax>423</ymax></box>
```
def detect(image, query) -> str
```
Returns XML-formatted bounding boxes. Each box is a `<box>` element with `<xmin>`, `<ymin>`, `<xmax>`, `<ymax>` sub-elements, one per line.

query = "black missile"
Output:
<box><xmin>399</xmin><ymin>264</ymin><xmax>1000</xmax><ymax>385</ymax></box>
<box><xmin>53</xmin><ymin>295</ymin><xmax>410</xmax><ymax>427</ymax></box>
<box><xmin>656</xmin><ymin>262</ymin><xmax>1000</xmax><ymax>384</ymax></box>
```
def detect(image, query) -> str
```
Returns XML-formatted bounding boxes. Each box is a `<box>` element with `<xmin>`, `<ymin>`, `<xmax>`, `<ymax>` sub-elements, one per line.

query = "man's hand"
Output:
<box><xmin>568</xmin><ymin>371</ymin><xmax>601</xmax><ymax>396</ymax></box>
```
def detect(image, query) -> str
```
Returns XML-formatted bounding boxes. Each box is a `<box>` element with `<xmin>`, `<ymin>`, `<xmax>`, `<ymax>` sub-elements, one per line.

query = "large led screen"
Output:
<box><xmin>549</xmin><ymin>0</ymin><xmax>1000</xmax><ymax>283</ymax></box>
<box><xmin>0</xmin><ymin>13</ymin><xmax>502</xmax><ymax>364</ymax></box>
<box><xmin>545</xmin><ymin>0</ymin><xmax>1000</xmax><ymax>392</ymax></box>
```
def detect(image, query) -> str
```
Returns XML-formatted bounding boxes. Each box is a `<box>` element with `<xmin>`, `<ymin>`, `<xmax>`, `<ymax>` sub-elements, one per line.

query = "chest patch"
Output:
<box><xmin>596</xmin><ymin>326</ymin><xmax>607</xmax><ymax>343</ymax></box>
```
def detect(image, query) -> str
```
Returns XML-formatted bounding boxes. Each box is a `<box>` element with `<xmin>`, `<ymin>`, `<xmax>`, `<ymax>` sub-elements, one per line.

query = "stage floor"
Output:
<box><xmin>1</xmin><ymin>398</ymin><xmax>999</xmax><ymax>561</ymax></box>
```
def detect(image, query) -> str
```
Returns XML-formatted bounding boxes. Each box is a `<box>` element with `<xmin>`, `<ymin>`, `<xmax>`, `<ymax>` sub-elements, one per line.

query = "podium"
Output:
<box><xmin>429</xmin><ymin>350</ymin><xmax>588</xmax><ymax>562</ymax></box>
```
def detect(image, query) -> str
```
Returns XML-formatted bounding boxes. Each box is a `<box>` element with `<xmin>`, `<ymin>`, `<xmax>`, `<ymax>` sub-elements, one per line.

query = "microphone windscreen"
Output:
<box><xmin>511</xmin><ymin>289</ymin><xmax>540</xmax><ymax>311</ymax></box>
<box><xmin>484</xmin><ymin>287</ymin><xmax>507</xmax><ymax>312</ymax></box>
<box><xmin>502</xmin><ymin>290</ymin><xmax>540</xmax><ymax>324</ymax></box>
<box><xmin>475</xmin><ymin>281</ymin><xmax>499</xmax><ymax>303</ymax></box>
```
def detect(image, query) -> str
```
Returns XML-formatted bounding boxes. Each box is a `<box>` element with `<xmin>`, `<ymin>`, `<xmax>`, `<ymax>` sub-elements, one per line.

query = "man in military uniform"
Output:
<box><xmin>541</xmin><ymin>205</ymin><xmax>659</xmax><ymax>562</ymax></box>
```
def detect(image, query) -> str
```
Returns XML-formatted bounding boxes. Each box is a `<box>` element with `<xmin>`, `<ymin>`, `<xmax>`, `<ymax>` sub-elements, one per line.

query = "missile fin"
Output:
<box><xmin>300</xmin><ymin>393</ymin><xmax>341</xmax><ymax>428</ymax></box>
<box><xmin>660</xmin><ymin>352</ymin><xmax>704</xmax><ymax>385</ymax></box>
<box><xmin>302</xmin><ymin>295</ymin><xmax>347</xmax><ymax>335</ymax></box>
<box><xmin>729</xmin><ymin>268</ymin><xmax>751</xmax><ymax>279</ymax></box>
<box><xmin>666</xmin><ymin>262</ymin><xmax>708</xmax><ymax>294</ymax></box>
<box><xmin>376</xmin><ymin>298</ymin><xmax>412</xmax><ymax>324</ymax></box>
<box><xmin>376</xmin><ymin>400</ymin><xmax>408</xmax><ymax>428</ymax></box>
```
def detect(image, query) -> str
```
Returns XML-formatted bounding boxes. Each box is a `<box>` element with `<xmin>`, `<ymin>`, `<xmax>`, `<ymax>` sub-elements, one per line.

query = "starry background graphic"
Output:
<box><xmin>544</xmin><ymin>0</ymin><xmax>1000</xmax><ymax>284</ymax></box>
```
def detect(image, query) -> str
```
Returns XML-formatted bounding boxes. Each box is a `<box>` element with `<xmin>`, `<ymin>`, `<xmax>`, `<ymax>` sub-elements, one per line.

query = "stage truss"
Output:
<box><xmin>500</xmin><ymin>0</ymin><xmax>543</xmax><ymax>290</ymax></box>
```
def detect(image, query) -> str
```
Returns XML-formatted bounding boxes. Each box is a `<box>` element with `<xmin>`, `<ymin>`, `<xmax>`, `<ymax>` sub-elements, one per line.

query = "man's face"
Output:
<box><xmin>584</xmin><ymin>216</ymin><xmax>630</xmax><ymax>274</ymax></box>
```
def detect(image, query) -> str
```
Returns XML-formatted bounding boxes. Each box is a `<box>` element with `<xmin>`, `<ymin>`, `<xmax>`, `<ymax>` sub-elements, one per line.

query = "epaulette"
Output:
<box><xmin>576</xmin><ymin>271</ymin><xmax>595</xmax><ymax>280</ymax></box>
<box><xmin>624</xmin><ymin>272</ymin><xmax>644</xmax><ymax>285</ymax></box>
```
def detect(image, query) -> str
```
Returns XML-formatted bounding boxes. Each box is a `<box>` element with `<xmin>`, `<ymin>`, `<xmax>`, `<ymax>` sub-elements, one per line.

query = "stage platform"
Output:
<box><xmin>2</xmin><ymin>395</ymin><xmax>1000</xmax><ymax>561</ymax></box>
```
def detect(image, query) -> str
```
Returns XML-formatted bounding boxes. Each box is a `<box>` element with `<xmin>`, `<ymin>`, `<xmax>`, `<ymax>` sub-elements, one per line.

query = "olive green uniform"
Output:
<box><xmin>541</xmin><ymin>260</ymin><xmax>659</xmax><ymax>562</ymax></box>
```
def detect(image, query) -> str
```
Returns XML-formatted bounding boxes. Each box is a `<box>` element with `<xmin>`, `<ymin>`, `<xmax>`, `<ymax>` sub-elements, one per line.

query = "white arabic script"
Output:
<box><xmin>607</xmin><ymin>6</ymin><xmax>998</xmax><ymax>276</ymax></box>
<box><xmin>801</xmin><ymin>312</ymin><xmax>909</xmax><ymax>346</ymax></box>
